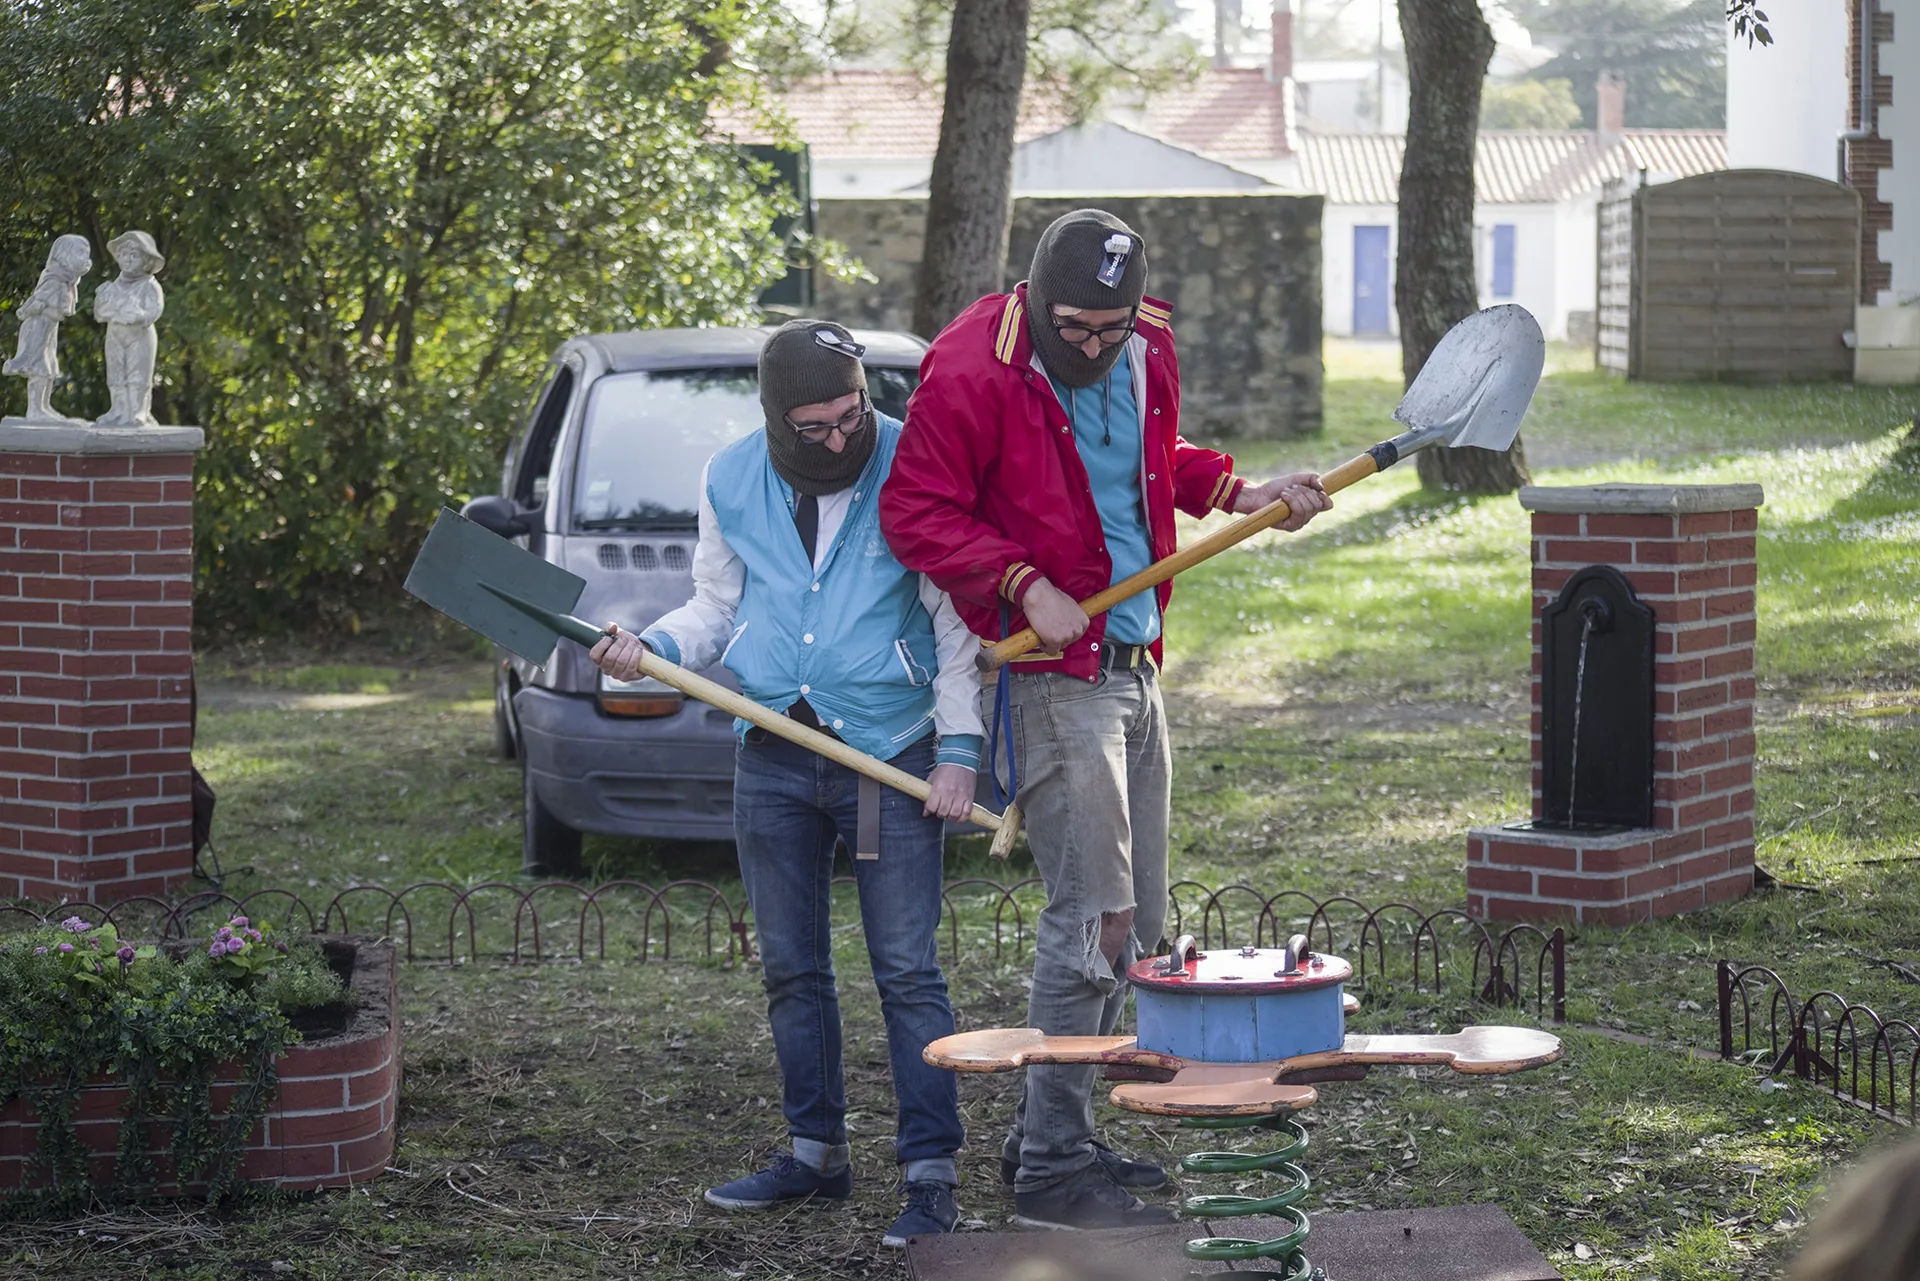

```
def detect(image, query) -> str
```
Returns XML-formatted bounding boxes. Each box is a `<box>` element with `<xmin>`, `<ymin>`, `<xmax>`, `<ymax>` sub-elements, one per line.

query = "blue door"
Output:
<box><xmin>1491</xmin><ymin>224</ymin><xmax>1516</xmax><ymax>299</ymax></box>
<box><xmin>1353</xmin><ymin>226</ymin><xmax>1390</xmax><ymax>334</ymax></box>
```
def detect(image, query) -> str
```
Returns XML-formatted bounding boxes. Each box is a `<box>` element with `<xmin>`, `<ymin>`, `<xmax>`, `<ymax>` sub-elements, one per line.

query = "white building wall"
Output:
<box><xmin>1320</xmin><ymin>203</ymin><xmax>1400</xmax><ymax>336</ymax></box>
<box><xmin>1474</xmin><ymin>204</ymin><xmax>1562</xmax><ymax>339</ymax></box>
<box><xmin>1726</xmin><ymin>0</ymin><xmax>1850</xmax><ymax>178</ymax></box>
<box><xmin>1320</xmin><ymin>200</ymin><xmax>1582</xmax><ymax>340</ymax></box>
<box><xmin>814</xmin><ymin>157</ymin><xmax>935</xmax><ymax>196</ymax></box>
<box><xmin>1555</xmin><ymin>192</ymin><xmax>1602</xmax><ymax>336</ymax></box>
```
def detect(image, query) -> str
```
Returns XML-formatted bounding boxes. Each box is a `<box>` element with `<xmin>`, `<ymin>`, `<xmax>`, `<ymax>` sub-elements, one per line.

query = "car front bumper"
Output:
<box><xmin>514</xmin><ymin>685</ymin><xmax>738</xmax><ymax>841</ymax></box>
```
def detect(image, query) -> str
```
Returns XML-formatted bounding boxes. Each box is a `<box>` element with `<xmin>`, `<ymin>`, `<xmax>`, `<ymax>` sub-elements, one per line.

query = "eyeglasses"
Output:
<box><xmin>784</xmin><ymin>391</ymin><xmax>873</xmax><ymax>445</ymax></box>
<box><xmin>1050</xmin><ymin>309</ymin><xmax>1137</xmax><ymax>348</ymax></box>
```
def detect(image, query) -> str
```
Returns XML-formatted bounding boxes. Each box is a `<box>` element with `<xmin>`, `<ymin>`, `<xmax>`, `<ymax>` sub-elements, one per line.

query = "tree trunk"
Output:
<box><xmin>1396</xmin><ymin>0</ymin><xmax>1530</xmax><ymax>493</ymax></box>
<box><xmin>912</xmin><ymin>0</ymin><xmax>1031</xmax><ymax>339</ymax></box>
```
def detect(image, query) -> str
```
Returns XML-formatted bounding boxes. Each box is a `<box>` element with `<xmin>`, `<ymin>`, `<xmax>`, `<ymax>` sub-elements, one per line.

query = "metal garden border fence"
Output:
<box><xmin>1718</xmin><ymin>959</ymin><xmax>1919</xmax><ymax>1125</ymax></box>
<box><xmin>2</xmin><ymin>880</ymin><xmax>1567</xmax><ymax>1021</ymax></box>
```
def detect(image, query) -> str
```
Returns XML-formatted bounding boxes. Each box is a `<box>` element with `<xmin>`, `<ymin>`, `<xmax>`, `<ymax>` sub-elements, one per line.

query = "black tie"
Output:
<box><xmin>794</xmin><ymin>492</ymin><xmax>819</xmax><ymax>564</ymax></box>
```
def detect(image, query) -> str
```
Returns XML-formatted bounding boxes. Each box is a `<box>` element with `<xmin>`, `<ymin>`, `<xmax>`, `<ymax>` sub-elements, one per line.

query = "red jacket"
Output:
<box><xmin>880</xmin><ymin>285</ymin><xmax>1245</xmax><ymax>680</ymax></box>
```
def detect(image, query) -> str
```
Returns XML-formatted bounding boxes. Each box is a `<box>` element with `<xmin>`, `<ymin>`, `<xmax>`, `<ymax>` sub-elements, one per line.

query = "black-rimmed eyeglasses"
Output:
<box><xmin>784</xmin><ymin>391</ymin><xmax>873</xmax><ymax>445</ymax></box>
<box><xmin>1049</xmin><ymin>308</ymin><xmax>1137</xmax><ymax>348</ymax></box>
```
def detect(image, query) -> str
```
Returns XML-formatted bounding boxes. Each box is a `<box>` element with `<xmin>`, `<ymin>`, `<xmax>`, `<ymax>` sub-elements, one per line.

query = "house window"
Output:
<box><xmin>1491</xmin><ymin>224</ymin><xmax>1516</xmax><ymax>299</ymax></box>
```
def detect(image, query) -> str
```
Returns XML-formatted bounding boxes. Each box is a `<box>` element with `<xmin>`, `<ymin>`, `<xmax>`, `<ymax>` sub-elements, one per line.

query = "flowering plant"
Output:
<box><xmin>32</xmin><ymin>916</ymin><xmax>158</xmax><ymax>989</ymax></box>
<box><xmin>0</xmin><ymin>912</ymin><xmax>347</xmax><ymax>1211</ymax></box>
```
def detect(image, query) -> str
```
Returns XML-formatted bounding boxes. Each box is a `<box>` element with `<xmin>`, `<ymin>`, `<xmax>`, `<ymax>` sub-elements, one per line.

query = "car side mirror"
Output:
<box><xmin>463</xmin><ymin>495</ymin><xmax>538</xmax><ymax>538</ymax></box>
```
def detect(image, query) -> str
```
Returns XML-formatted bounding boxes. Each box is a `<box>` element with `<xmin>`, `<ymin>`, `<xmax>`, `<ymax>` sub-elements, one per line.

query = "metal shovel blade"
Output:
<box><xmin>403</xmin><ymin>508</ymin><xmax>594</xmax><ymax>666</ymax></box>
<box><xmin>1391</xmin><ymin>304</ymin><xmax>1546</xmax><ymax>453</ymax></box>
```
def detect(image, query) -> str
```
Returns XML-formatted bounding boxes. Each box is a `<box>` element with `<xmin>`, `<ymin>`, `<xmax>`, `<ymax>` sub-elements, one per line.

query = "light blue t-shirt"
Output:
<box><xmin>1045</xmin><ymin>349</ymin><xmax>1161</xmax><ymax>646</ymax></box>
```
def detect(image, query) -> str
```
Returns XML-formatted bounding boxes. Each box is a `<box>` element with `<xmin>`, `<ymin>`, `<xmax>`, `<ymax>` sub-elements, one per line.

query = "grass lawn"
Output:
<box><xmin>4</xmin><ymin>368</ymin><xmax>1918</xmax><ymax>1280</ymax></box>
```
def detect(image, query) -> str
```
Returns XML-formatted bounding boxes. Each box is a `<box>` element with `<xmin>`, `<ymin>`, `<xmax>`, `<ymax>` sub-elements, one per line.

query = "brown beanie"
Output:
<box><xmin>1026</xmin><ymin>210</ymin><xmax>1149</xmax><ymax>389</ymax></box>
<box><xmin>758</xmin><ymin>319</ymin><xmax>875</xmax><ymax>496</ymax></box>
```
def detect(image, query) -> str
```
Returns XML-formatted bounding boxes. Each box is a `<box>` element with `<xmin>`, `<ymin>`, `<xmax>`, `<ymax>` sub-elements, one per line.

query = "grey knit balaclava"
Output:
<box><xmin>758</xmin><ymin>319</ymin><xmax>874</xmax><ymax>496</ymax></box>
<box><xmin>1026</xmin><ymin>209</ymin><xmax>1149</xmax><ymax>390</ymax></box>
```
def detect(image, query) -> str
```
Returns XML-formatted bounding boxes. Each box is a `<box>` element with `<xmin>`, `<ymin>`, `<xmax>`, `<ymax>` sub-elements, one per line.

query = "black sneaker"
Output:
<box><xmin>1011</xmin><ymin>1160</ymin><xmax>1179</xmax><ymax>1230</ymax></box>
<box><xmin>881</xmin><ymin>1179</ymin><xmax>961</xmax><ymax>1248</ymax></box>
<box><xmin>1000</xmin><ymin>1139</ymin><xmax>1166</xmax><ymax>1191</ymax></box>
<box><xmin>703</xmin><ymin>1152</ymin><xmax>853</xmax><ymax>1210</ymax></box>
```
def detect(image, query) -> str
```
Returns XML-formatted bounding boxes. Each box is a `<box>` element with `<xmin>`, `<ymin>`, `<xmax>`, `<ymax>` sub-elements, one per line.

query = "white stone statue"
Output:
<box><xmin>2</xmin><ymin>234</ymin><xmax>93</xmax><ymax>426</ymax></box>
<box><xmin>93</xmin><ymin>230</ymin><xmax>167</xmax><ymax>428</ymax></box>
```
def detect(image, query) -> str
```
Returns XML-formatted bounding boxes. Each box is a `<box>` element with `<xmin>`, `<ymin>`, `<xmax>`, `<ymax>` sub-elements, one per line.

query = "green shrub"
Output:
<box><xmin>0</xmin><ymin>914</ymin><xmax>347</xmax><ymax>1213</ymax></box>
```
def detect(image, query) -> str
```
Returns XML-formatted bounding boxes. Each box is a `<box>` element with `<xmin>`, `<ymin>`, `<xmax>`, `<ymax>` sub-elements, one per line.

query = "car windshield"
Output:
<box><xmin>571</xmin><ymin>365</ymin><xmax>918</xmax><ymax>530</ymax></box>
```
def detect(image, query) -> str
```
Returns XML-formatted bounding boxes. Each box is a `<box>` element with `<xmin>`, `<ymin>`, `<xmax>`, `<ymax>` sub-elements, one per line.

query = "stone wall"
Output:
<box><xmin>813</xmin><ymin>193</ymin><xmax>1324</xmax><ymax>439</ymax></box>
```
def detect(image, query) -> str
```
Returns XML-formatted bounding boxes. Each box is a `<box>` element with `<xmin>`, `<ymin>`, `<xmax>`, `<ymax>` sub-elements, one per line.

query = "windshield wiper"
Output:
<box><xmin>576</xmin><ymin>516</ymin><xmax>697</xmax><ymax>531</ymax></box>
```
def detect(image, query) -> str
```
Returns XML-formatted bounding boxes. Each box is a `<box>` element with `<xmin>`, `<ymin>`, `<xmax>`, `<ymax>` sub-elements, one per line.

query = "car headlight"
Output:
<box><xmin>597</xmin><ymin>671</ymin><xmax>684</xmax><ymax>718</ymax></box>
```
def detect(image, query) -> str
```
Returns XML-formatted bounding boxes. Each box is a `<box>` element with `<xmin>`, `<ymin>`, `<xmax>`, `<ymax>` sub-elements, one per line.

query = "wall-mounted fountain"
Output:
<box><xmin>1468</xmin><ymin>484</ymin><xmax>1764</xmax><ymax>924</ymax></box>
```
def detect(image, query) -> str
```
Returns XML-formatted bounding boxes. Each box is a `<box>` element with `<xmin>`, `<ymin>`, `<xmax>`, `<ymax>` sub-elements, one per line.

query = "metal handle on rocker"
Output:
<box><xmin>1277</xmin><ymin>933</ymin><xmax>1311</xmax><ymax>976</ymax></box>
<box><xmin>1164</xmin><ymin>934</ymin><xmax>1198</xmax><ymax>977</ymax></box>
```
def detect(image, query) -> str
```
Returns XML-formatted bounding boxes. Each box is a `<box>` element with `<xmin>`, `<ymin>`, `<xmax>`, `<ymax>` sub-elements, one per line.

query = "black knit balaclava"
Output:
<box><xmin>758</xmin><ymin>319</ymin><xmax>875</xmax><ymax>496</ymax></box>
<box><xmin>1025</xmin><ymin>209</ymin><xmax>1149</xmax><ymax>390</ymax></box>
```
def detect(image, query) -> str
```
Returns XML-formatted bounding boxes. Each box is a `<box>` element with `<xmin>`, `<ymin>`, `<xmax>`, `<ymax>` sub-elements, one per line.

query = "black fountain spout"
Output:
<box><xmin>1514</xmin><ymin>564</ymin><xmax>1657</xmax><ymax>834</ymax></box>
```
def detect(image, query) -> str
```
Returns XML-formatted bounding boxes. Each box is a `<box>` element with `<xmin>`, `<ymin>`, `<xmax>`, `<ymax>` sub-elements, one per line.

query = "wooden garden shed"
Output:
<box><xmin>1596</xmin><ymin>169</ymin><xmax>1860</xmax><ymax>381</ymax></box>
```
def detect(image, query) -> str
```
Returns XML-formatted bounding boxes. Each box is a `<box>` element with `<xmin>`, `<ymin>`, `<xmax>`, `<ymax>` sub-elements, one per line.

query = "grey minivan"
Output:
<box><xmin>463</xmin><ymin>327</ymin><xmax>929</xmax><ymax>875</ymax></box>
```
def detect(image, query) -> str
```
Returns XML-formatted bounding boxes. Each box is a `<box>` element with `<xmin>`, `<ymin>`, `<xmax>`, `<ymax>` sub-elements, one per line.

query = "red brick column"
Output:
<box><xmin>0</xmin><ymin>424</ymin><xmax>205</xmax><ymax>903</ymax></box>
<box><xmin>1467</xmin><ymin>483</ymin><xmax>1763</xmax><ymax>925</ymax></box>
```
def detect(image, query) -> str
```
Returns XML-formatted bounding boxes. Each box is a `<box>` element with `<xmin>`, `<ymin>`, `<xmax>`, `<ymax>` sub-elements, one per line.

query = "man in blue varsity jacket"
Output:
<box><xmin>589</xmin><ymin>319</ymin><xmax>981</xmax><ymax>1248</ymax></box>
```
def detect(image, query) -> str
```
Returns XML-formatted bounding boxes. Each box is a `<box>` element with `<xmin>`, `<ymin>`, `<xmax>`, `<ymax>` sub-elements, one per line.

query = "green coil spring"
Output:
<box><xmin>1179</xmin><ymin>1114</ymin><xmax>1321</xmax><ymax>1281</ymax></box>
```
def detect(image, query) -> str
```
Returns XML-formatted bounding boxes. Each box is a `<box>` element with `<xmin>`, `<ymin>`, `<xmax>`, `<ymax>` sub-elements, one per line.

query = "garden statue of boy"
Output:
<box><xmin>2</xmin><ymin>234</ymin><xmax>93</xmax><ymax>426</ymax></box>
<box><xmin>93</xmin><ymin>230</ymin><xmax>167</xmax><ymax>428</ymax></box>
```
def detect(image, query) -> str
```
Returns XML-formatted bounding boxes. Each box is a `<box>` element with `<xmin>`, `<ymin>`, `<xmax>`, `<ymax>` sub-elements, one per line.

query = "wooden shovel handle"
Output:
<box><xmin>977</xmin><ymin>450</ymin><xmax>1384</xmax><ymax>672</ymax></box>
<box><xmin>622</xmin><ymin>642</ymin><xmax>1022</xmax><ymax>851</ymax></box>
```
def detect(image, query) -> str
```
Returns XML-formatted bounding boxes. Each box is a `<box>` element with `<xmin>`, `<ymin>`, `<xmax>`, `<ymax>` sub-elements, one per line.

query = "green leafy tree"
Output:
<box><xmin>1481</xmin><ymin>77</ymin><xmax>1584</xmax><ymax>129</ymax></box>
<box><xmin>1508</xmin><ymin>0</ymin><xmax>1726</xmax><ymax>128</ymax></box>
<box><xmin>1</xmin><ymin>0</ymin><xmax>797</xmax><ymax>632</ymax></box>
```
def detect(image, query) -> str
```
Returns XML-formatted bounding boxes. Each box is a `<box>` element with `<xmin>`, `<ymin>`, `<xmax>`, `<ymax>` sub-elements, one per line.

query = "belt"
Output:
<box><xmin>744</xmin><ymin>697</ymin><xmax>841</xmax><ymax>745</ymax></box>
<box><xmin>1098</xmin><ymin>641</ymin><xmax>1153</xmax><ymax>671</ymax></box>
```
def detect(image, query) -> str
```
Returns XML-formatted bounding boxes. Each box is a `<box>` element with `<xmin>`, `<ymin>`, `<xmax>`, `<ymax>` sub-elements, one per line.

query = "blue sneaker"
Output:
<box><xmin>881</xmin><ymin>1179</ymin><xmax>960</xmax><ymax>1248</ymax></box>
<box><xmin>703</xmin><ymin>1152</ymin><xmax>854</xmax><ymax>1211</ymax></box>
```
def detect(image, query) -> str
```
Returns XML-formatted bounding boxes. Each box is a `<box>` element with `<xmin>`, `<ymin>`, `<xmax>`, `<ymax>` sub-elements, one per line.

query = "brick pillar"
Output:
<box><xmin>0</xmin><ymin>423</ymin><xmax>205</xmax><ymax>903</ymax></box>
<box><xmin>1467</xmin><ymin>483</ymin><xmax>1763</xmax><ymax>925</ymax></box>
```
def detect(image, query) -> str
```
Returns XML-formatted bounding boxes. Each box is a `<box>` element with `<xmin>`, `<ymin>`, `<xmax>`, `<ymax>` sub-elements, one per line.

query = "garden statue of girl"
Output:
<box><xmin>1</xmin><ymin>234</ymin><xmax>93</xmax><ymax>426</ymax></box>
<box><xmin>93</xmin><ymin>230</ymin><xmax>167</xmax><ymax>428</ymax></box>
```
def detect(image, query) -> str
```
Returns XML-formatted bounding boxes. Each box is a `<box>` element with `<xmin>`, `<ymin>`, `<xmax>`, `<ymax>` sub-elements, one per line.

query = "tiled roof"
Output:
<box><xmin>1134</xmin><ymin>68</ymin><xmax>1292</xmax><ymax>161</ymax></box>
<box><xmin>710</xmin><ymin>70</ymin><xmax>1076</xmax><ymax>159</ymax></box>
<box><xmin>713</xmin><ymin>67</ymin><xmax>1294</xmax><ymax>162</ymax></box>
<box><xmin>1300</xmin><ymin>129</ymin><xmax>1728</xmax><ymax>205</ymax></box>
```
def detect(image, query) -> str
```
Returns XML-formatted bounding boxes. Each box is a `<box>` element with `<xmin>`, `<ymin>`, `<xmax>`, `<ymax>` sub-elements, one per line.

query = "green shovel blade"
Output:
<box><xmin>403</xmin><ymin>508</ymin><xmax>606</xmax><ymax>666</ymax></box>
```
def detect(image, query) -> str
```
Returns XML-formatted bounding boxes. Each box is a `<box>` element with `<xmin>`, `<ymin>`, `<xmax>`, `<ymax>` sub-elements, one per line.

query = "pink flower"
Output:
<box><xmin>117</xmin><ymin>945</ymin><xmax>136</xmax><ymax>965</ymax></box>
<box><xmin>231</xmin><ymin>916</ymin><xmax>249</xmax><ymax>928</ymax></box>
<box><xmin>225</xmin><ymin>937</ymin><xmax>245</xmax><ymax>955</ymax></box>
<box><xmin>33</xmin><ymin>946</ymin><xmax>47</xmax><ymax>955</ymax></box>
<box><xmin>57</xmin><ymin>942</ymin><xmax>74</xmax><ymax>953</ymax></box>
<box><xmin>59</xmin><ymin>916</ymin><xmax>90</xmax><ymax>933</ymax></box>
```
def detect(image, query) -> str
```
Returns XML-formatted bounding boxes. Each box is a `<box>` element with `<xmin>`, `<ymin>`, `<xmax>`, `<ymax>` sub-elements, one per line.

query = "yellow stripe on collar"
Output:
<box><xmin>1136</xmin><ymin>302</ymin><xmax>1173</xmax><ymax>333</ymax></box>
<box><xmin>994</xmin><ymin>297</ymin><xmax>1025</xmax><ymax>364</ymax></box>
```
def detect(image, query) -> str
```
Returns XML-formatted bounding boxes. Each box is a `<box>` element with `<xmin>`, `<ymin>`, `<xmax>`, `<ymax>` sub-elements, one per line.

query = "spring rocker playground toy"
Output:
<box><xmin>915</xmin><ymin>934</ymin><xmax>1566</xmax><ymax>1281</ymax></box>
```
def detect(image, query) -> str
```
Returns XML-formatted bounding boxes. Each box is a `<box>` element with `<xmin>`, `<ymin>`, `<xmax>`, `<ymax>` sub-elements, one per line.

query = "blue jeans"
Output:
<box><xmin>733</xmin><ymin>733</ymin><xmax>962</xmax><ymax>1184</ymax></box>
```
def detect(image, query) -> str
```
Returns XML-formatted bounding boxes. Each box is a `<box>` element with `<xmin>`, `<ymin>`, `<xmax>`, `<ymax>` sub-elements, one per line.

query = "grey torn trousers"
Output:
<box><xmin>989</xmin><ymin>667</ymin><xmax>1170</xmax><ymax>1189</ymax></box>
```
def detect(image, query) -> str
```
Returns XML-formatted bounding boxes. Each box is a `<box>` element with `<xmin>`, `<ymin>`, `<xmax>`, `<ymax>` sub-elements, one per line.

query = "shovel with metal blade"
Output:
<box><xmin>404</xmin><ymin>508</ymin><xmax>1025</xmax><ymax>858</ymax></box>
<box><xmin>977</xmin><ymin>303</ymin><xmax>1546</xmax><ymax>672</ymax></box>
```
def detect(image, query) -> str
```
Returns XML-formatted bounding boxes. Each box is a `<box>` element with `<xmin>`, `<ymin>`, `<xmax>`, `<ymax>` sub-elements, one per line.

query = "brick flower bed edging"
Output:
<box><xmin>0</xmin><ymin>935</ymin><xmax>399</xmax><ymax>1195</ymax></box>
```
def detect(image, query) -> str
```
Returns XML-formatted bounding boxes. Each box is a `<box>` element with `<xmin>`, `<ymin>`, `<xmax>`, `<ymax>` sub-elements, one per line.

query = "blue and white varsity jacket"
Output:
<box><xmin>639</xmin><ymin>415</ymin><xmax>984</xmax><ymax>769</ymax></box>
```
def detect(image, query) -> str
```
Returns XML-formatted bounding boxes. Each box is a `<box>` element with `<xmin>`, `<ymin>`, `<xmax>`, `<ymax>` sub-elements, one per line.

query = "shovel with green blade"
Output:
<box><xmin>404</xmin><ymin>508</ymin><xmax>1025</xmax><ymax>859</ymax></box>
<box><xmin>977</xmin><ymin>303</ymin><xmax>1547</xmax><ymax>671</ymax></box>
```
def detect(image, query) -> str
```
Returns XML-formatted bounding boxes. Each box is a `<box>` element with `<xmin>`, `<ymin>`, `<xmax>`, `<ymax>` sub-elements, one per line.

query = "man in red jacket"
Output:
<box><xmin>881</xmin><ymin>209</ymin><xmax>1330</xmax><ymax>1230</ymax></box>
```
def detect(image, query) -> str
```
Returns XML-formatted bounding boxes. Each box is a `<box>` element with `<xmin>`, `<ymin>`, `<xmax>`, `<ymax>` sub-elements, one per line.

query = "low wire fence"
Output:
<box><xmin>2</xmin><ymin>880</ymin><xmax>1566</xmax><ymax>1020</ymax></box>
<box><xmin>1718</xmin><ymin>959</ymin><xmax>1919</xmax><ymax>1125</ymax></box>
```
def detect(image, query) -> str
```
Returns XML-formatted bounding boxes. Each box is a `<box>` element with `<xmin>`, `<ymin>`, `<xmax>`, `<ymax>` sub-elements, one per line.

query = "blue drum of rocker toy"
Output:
<box><xmin>1126</xmin><ymin>935</ymin><xmax>1351</xmax><ymax>1064</ymax></box>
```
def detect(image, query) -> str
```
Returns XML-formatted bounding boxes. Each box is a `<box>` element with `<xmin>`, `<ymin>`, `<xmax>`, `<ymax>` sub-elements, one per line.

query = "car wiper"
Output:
<box><xmin>576</xmin><ymin>517</ymin><xmax>697</xmax><ymax>531</ymax></box>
